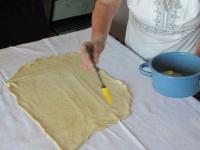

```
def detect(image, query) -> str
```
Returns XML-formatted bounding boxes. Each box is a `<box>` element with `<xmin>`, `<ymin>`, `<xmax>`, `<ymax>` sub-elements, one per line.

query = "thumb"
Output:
<box><xmin>196</xmin><ymin>41</ymin><xmax>200</xmax><ymax>56</ymax></box>
<box><xmin>80</xmin><ymin>42</ymin><xmax>96</xmax><ymax>72</ymax></box>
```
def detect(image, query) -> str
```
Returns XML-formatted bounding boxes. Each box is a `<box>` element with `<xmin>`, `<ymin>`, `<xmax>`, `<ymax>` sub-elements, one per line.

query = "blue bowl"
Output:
<box><xmin>139</xmin><ymin>52</ymin><xmax>200</xmax><ymax>98</ymax></box>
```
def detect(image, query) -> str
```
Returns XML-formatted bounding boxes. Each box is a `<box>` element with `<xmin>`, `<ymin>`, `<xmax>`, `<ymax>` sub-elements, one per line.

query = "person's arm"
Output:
<box><xmin>92</xmin><ymin>0</ymin><xmax>121</xmax><ymax>42</ymax></box>
<box><xmin>80</xmin><ymin>0</ymin><xmax>122</xmax><ymax>71</ymax></box>
<box><xmin>196</xmin><ymin>40</ymin><xmax>200</xmax><ymax>56</ymax></box>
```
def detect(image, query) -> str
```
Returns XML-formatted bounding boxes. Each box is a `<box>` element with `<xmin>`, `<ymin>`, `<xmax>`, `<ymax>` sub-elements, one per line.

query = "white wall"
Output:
<box><xmin>110</xmin><ymin>0</ymin><xmax>128</xmax><ymax>43</ymax></box>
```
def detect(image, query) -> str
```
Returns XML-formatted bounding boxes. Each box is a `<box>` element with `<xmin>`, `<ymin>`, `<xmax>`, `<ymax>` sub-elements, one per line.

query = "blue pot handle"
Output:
<box><xmin>139</xmin><ymin>62</ymin><xmax>152</xmax><ymax>77</ymax></box>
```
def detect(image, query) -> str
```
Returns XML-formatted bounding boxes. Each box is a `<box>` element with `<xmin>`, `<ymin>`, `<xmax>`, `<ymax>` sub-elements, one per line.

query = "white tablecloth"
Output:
<box><xmin>0</xmin><ymin>28</ymin><xmax>200</xmax><ymax>150</ymax></box>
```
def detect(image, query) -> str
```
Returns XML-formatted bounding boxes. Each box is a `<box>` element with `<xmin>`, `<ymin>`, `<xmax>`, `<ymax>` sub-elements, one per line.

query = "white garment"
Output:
<box><xmin>125</xmin><ymin>0</ymin><xmax>200</xmax><ymax>59</ymax></box>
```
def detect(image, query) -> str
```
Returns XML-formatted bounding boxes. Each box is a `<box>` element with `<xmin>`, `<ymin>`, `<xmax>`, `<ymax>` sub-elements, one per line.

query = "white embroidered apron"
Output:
<box><xmin>125</xmin><ymin>0</ymin><xmax>200</xmax><ymax>59</ymax></box>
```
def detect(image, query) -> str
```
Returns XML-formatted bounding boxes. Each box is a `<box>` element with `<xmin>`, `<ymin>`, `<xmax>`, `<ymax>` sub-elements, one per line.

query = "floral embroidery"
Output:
<box><xmin>166</xmin><ymin>0</ymin><xmax>182</xmax><ymax>30</ymax></box>
<box><xmin>150</xmin><ymin>0</ymin><xmax>183</xmax><ymax>34</ymax></box>
<box><xmin>154</xmin><ymin>0</ymin><xmax>165</xmax><ymax>28</ymax></box>
<box><xmin>138</xmin><ymin>21</ymin><xmax>194</xmax><ymax>35</ymax></box>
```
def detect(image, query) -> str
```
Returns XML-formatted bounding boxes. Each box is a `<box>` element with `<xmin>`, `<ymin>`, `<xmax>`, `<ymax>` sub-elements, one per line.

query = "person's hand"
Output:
<box><xmin>80</xmin><ymin>37</ymin><xmax>106</xmax><ymax>71</ymax></box>
<box><xmin>196</xmin><ymin>40</ymin><xmax>200</xmax><ymax>56</ymax></box>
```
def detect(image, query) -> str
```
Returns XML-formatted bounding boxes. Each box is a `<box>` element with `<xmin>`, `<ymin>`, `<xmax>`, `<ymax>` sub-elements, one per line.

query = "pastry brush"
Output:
<box><xmin>86</xmin><ymin>46</ymin><xmax>113</xmax><ymax>105</ymax></box>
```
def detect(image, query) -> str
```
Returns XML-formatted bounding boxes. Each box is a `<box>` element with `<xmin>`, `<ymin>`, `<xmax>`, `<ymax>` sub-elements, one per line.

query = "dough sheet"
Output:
<box><xmin>7</xmin><ymin>52</ymin><xmax>132</xmax><ymax>150</ymax></box>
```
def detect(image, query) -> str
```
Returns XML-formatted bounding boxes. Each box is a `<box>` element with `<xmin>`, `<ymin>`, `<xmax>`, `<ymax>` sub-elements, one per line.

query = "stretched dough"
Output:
<box><xmin>7</xmin><ymin>53</ymin><xmax>132</xmax><ymax>150</ymax></box>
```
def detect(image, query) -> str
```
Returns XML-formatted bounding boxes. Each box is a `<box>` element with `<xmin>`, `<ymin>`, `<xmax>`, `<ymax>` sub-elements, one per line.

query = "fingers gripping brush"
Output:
<box><xmin>86</xmin><ymin>46</ymin><xmax>113</xmax><ymax>105</ymax></box>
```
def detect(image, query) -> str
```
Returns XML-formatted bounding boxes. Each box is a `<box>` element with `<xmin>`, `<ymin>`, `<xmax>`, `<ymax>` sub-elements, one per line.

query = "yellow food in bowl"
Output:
<box><xmin>162</xmin><ymin>70</ymin><xmax>183</xmax><ymax>77</ymax></box>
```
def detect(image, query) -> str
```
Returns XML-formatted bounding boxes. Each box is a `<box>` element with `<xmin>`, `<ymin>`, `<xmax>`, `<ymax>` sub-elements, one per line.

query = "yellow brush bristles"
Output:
<box><xmin>102</xmin><ymin>87</ymin><xmax>113</xmax><ymax>105</ymax></box>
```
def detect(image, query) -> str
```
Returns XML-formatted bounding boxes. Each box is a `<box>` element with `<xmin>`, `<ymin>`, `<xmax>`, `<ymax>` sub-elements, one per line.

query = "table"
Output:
<box><xmin>0</xmin><ymin>28</ymin><xmax>200</xmax><ymax>150</ymax></box>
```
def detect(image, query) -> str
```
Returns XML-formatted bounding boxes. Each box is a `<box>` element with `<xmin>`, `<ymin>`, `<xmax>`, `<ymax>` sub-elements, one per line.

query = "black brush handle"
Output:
<box><xmin>86</xmin><ymin>45</ymin><xmax>105</xmax><ymax>88</ymax></box>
